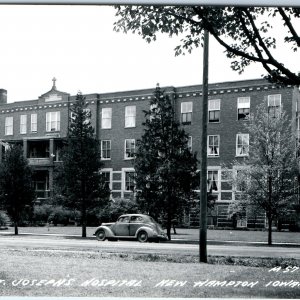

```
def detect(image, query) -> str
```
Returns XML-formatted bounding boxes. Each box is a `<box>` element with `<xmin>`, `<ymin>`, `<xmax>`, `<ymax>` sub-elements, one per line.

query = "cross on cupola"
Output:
<box><xmin>52</xmin><ymin>77</ymin><xmax>57</xmax><ymax>90</ymax></box>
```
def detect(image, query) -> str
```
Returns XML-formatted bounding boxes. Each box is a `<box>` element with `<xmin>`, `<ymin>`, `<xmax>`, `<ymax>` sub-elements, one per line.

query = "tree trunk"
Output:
<box><xmin>81</xmin><ymin>180</ymin><xmax>87</xmax><ymax>238</ymax></box>
<box><xmin>82</xmin><ymin>208</ymin><xmax>87</xmax><ymax>238</ymax></box>
<box><xmin>14</xmin><ymin>222</ymin><xmax>18</xmax><ymax>235</ymax></box>
<box><xmin>268</xmin><ymin>216</ymin><xmax>272</xmax><ymax>246</ymax></box>
<box><xmin>166</xmin><ymin>213</ymin><xmax>172</xmax><ymax>241</ymax></box>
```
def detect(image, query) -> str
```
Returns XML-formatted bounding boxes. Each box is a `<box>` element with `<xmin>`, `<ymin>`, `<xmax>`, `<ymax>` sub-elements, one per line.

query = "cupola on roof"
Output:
<box><xmin>39</xmin><ymin>77</ymin><xmax>70</xmax><ymax>102</ymax></box>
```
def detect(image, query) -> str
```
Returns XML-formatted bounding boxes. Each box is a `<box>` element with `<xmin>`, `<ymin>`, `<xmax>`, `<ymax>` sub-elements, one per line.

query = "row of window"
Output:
<box><xmin>101</xmin><ymin>94</ymin><xmax>282</xmax><ymax>129</ymax></box>
<box><xmin>101</xmin><ymin>169</ymin><xmax>237</xmax><ymax>193</ymax></box>
<box><xmin>102</xmin><ymin>106</ymin><xmax>136</xmax><ymax>129</ymax></box>
<box><xmin>100</xmin><ymin>133</ymin><xmax>249</xmax><ymax>160</ymax></box>
<box><xmin>101</xmin><ymin>170</ymin><xmax>135</xmax><ymax>192</ymax></box>
<box><xmin>2</xmin><ymin>94</ymin><xmax>282</xmax><ymax>135</ymax></box>
<box><xmin>208</xmin><ymin>134</ymin><xmax>249</xmax><ymax>157</ymax></box>
<box><xmin>207</xmin><ymin>94</ymin><xmax>281</xmax><ymax>123</ymax></box>
<box><xmin>4</xmin><ymin>112</ymin><xmax>60</xmax><ymax>136</ymax></box>
<box><xmin>101</xmin><ymin>137</ymin><xmax>193</xmax><ymax>160</ymax></box>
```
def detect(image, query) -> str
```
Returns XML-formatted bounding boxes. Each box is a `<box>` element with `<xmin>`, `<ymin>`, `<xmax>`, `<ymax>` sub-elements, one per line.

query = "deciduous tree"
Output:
<box><xmin>228</xmin><ymin>102</ymin><xmax>298</xmax><ymax>245</ymax></box>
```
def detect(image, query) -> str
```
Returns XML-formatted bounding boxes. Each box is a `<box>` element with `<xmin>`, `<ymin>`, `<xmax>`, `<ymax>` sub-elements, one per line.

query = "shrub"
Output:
<box><xmin>98</xmin><ymin>197</ymin><xmax>140</xmax><ymax>223</ymax></box>
<box><xmin>0</xmin><ymin>211</ymin><xmax>10</xmax><ymax>227</ymax></box>
<box><xmin>32</xmin><ymin>204</ymin><xmax>79</xmax><ymax>226</ymax></box>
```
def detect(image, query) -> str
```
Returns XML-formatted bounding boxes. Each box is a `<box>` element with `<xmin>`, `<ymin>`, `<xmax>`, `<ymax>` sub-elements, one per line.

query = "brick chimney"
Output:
<box><xmin>0</xmin><ymin>89</ymin><xmax>7</xmax><ymax>105</ymax></box>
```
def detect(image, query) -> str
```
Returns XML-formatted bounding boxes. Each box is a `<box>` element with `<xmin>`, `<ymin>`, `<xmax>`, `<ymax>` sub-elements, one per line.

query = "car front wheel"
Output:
<box><xmin>137</xmin><ymin>231</ymin><xmax>148</xmax><ymax>243</ymax></box>
<box><xmin>96</xmin><ymin>229</ymin><xmax>106</xmax><ymax>241</ymax></box>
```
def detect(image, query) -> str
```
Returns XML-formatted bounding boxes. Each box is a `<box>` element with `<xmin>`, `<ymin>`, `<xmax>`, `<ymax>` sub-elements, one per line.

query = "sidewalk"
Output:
<box><xmin>1</xmin><ymin>226</ymin><xmax>300</xmax><ymax>247</ymax></box>
<box><xmin>169</xmin><ymin>228</ymin><xmax>300</xmax><ymax>247</ymax></box>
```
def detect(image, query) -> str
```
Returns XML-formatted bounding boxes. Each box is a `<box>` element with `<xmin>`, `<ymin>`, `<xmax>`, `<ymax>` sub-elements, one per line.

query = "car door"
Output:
<box><xmin>129</xmin><ymin>216</ymin><xmax>144</xmax><ymax>236</ymax></box>
<box><xmin>114</xmin><ymin>216</ymin><xmax>130</xmax><ymax>236</ymax></box>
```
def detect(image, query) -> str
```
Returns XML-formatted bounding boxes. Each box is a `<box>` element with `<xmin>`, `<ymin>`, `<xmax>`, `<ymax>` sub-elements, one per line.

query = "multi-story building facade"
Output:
<box><xmin>0</xmin><ymin>78</ymin><xmax>299</xmax><ymax>228</ymax></box>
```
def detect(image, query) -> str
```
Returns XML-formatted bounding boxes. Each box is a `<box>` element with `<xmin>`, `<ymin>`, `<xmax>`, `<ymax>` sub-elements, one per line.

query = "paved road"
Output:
<box><xmin>0</xmin><ymin>235</ymin><xmax>299</xmax><ymax>258</ymax></box>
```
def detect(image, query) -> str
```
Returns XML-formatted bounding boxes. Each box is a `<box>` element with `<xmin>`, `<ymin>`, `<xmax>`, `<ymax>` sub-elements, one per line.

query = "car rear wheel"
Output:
<box><xmin>137</xmin><ymin>231</ymin><xmax>148</xmax><ymax>243</ymax></box>
<box><xmin>96</xmin><ymin>229</ymin><xmax>106</xmax><ymax>241</ymax></box>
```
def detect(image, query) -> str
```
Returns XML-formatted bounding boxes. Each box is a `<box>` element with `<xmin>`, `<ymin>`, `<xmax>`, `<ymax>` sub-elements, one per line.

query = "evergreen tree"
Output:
<box><xmin>229</xmin><ymin>102</ymin><xmax>298</xmax><ymax>245</ymax></box>
<box><xmin>135</xmin><ymin>85</ymin><xmax>199</xmax><ymax>240</ymax></box>
<box><xmin>0</xmin><ymin>144</ymin><xmax>35</xmax><ymax>235</ymax></box>
<box><xmin>55</xmin><ymin>93</ymin><xmax>110</xmax><ymax>237</ymax></box>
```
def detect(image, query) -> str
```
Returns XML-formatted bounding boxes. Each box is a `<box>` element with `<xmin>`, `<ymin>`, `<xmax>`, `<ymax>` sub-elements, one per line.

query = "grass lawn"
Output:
<box><xmin>0</xmin><ymin>249</ymin><xmax>299</xmax><ymax>298</ymax></box>
<box><xmin>2</xmin><ymin>226</ymin><xmax>300</xmax><ymax>244</ymax></box>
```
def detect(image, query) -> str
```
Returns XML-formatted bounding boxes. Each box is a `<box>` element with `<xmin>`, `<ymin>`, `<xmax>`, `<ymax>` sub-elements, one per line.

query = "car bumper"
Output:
<box><xmin>153</xmin><ymin>233</ymin><xmax>168</xmax><ymax>241</ymax></box>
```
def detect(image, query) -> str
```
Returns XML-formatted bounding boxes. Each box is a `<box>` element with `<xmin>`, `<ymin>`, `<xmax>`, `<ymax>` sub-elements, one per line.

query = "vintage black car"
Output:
<box><xmin>94</xmin><ymin>214</ymin><xmax>167</xmax><ymax>242</ymax></box>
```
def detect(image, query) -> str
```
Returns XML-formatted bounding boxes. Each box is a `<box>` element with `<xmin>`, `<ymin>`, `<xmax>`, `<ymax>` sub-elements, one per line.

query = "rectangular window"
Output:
<box><xmin>31</xmin><ymin>114</ymin><xmax>37</xmax><ymax>132</ymax></box>
<box><xmin>237</xmin><ymin>97</ymin><xmax>250</xmax><ymax>120</ymax></box>
<box><xmin>208</xmin><ymin>99</ymin><xmax>220</xmax><ymax>123</ymax></box>
<box><xmin>101</xmin><ymin>108</ymin><xmax>112</xmax><ymax>129</ymax></box>
<box><xmin>125</xmin><ymin>139</ymin><xmax>135</xmax><ymax>159</ymax></box>
<box><xmin>181</xmin><ymin>102</ymin><xmax>193</xmax><ymax>124</ymax></box>
<box><xmin>208</xmin><ymin>170</ymin><xmax>219</xmax><ymax>192</ymax></box>
<box><xmin>208</xmin><ymin>135</ymin><xmax>220</xmax><ymax>156</ymax></box>
<box><xmin>46</xmin><ymin>112</ymin><xmax>60</xmax><ymax>132</ymax></box>
<box><xmin>5</xmin><ymin>117</ymin><xmax>13</xmax><ymax>136</ymax></box>
<box><xmin>20</xmin><ymin>115</ymin><xmax>27</xmax><ymax>134</ymax></box>
<box><xmin>235</xmin><ymin>169</ymin><xmax>248</xmax><ymax>192</ymax></box>
<box><xmin>268</xmin><ymin>94</ymin><xmax>281</xmax><ymax>117</ymax></box>
<box><xmin>125</xmin><ymin>171</ymin><xmax>135</xmax><ymax>191</ymax></box>
<box><xmin>125</xmin><ymin>106</ymin><xmax>136</xmax><ymax>128</ymax></box>
<box><xmin>236</xmin><ymin>134</ymin><xmax>249</xmax><ymax>156</ymax></box>
<box><xmin>101</xmin><ymin>140</ymin><xmax>111</xmax><ymax>160</ymax></box>
<box><xmin>101</xmin><ymin>171</ymin><xmax>111</xmax><ymax>189</ymax></box>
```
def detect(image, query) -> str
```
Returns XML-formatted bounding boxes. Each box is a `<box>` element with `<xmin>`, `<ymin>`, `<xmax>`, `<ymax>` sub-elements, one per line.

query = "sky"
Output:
<box><xmin>0</xmin><ymin>5</ymin><xmax>299</xmax><ymax>103</ymax></box>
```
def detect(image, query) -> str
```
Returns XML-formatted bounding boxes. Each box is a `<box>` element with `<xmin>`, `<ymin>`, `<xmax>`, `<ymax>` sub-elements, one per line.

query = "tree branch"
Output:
<box><xmin>278</xmin><ymin>7</ymin><xmax>300</xmax><ymax>47</ymax></box>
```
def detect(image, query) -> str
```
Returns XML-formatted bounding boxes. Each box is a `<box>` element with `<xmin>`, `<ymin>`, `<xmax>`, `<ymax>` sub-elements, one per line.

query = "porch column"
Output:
<box><xmin>49</xmin><ymin>139</ymin><xmax>54</xmax><ymax>163</ymax></box>
<box><xmin>49</xmin><ymin>168</ymin><xmax>54</xmax><ymax>198</ymax></box>
<box><xmin>23</xmin><ymin>139</ymin><xmax>28</xmax><ymax>159</ymax></box>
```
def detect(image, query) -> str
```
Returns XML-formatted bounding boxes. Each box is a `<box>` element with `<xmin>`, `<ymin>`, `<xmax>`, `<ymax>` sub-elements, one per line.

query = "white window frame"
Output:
<box><xmin>20</xmin><ymin>115</ymin><xmax>27</xmax><ymax>134</ymax></box>
<box><xmin>233</xmin><ymin>167</ymin><xmax>249</xmax><ymax>193</ymax></box>
<box><xmin>31</xmin><ymin>114</ymin><xmax>37</xmax><ymax>133</ymax></box>
<box><xmin>207</xmin><ymin>169</ymin><xmax>220</xmax><ymax>193</ymax></box>
<box><xmin>181</xmin><ymin>102</ymin><xmax>193</xmax><ymax>124</ymax></box>
<box><xmin>46</xmin><ymin>111</ymin><xmax>60</xmax><ymax>132</ymax></box>
<box><xmin>100</xmin><ymin>168</ymin><xmax>112</xmax><ymax>190</ymax></box>
<box><xmin>208</xmin><ymin>135</ymin><xmax>220</xmax><ymax>157</ymax></box>
<box><xmin>122</xmin><ymin>168</ymin><xmax>135</xmax><ymax>192</ymax></box>
<box><xmin>101</xmin><ymin>108</ymin><xmax>112</xmax><ymax>129</ymax></box>
<box><xmin>101</xmin><ymin>140</ymin><xmax>111</xmax><ymax>160</ymax></box>
<box><xmin>208</xmin><ymin>99</ymin><xmax>220</xmax><ymax>123</ymax></box>
<box><xmin>237</xmin><ymin>97</ymin><xmax>250</xmax><ymax>120</ymax></box>
<box><xmin>124</xmin><ymin>139</ymin><xmax>135</xmax><ymax>159</ymax></box>
<box><xmin>5</xmin><ymin>117</ymin><xmax>13</xmax><ymax>136</ymax></box>
<box><xmin>268</xmin><ymin>94</ymin><xmax>281</xmax><ymax>117</ymax></box>
<box><xmin>236</xmin><ymin>134</ymin><xmax>249</xmax><ymax>157</ymax></box>
<box><xmin>268</xmin><ymin>94</ymin><xmax>281</xmax><ymax>107</ymax></box>
<box><xmin>125</xmin><ymin>106</ymin><xmax>136</xmax><ymax>128</ymax></box>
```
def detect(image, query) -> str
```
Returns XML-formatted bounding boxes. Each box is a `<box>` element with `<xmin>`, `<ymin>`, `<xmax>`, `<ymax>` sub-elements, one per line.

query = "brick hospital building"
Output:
<box><xmin>0</xmin><ymin>78</ymin><xmax>299</xmax><ymax>228</ymax></box>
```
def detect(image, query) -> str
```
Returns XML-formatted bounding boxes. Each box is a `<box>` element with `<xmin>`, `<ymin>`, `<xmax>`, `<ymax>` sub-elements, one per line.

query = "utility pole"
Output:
<box><xmin>199</xmin><ymin>29</ymin><xmax>209</xmax><ymax>263</ymax></box>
